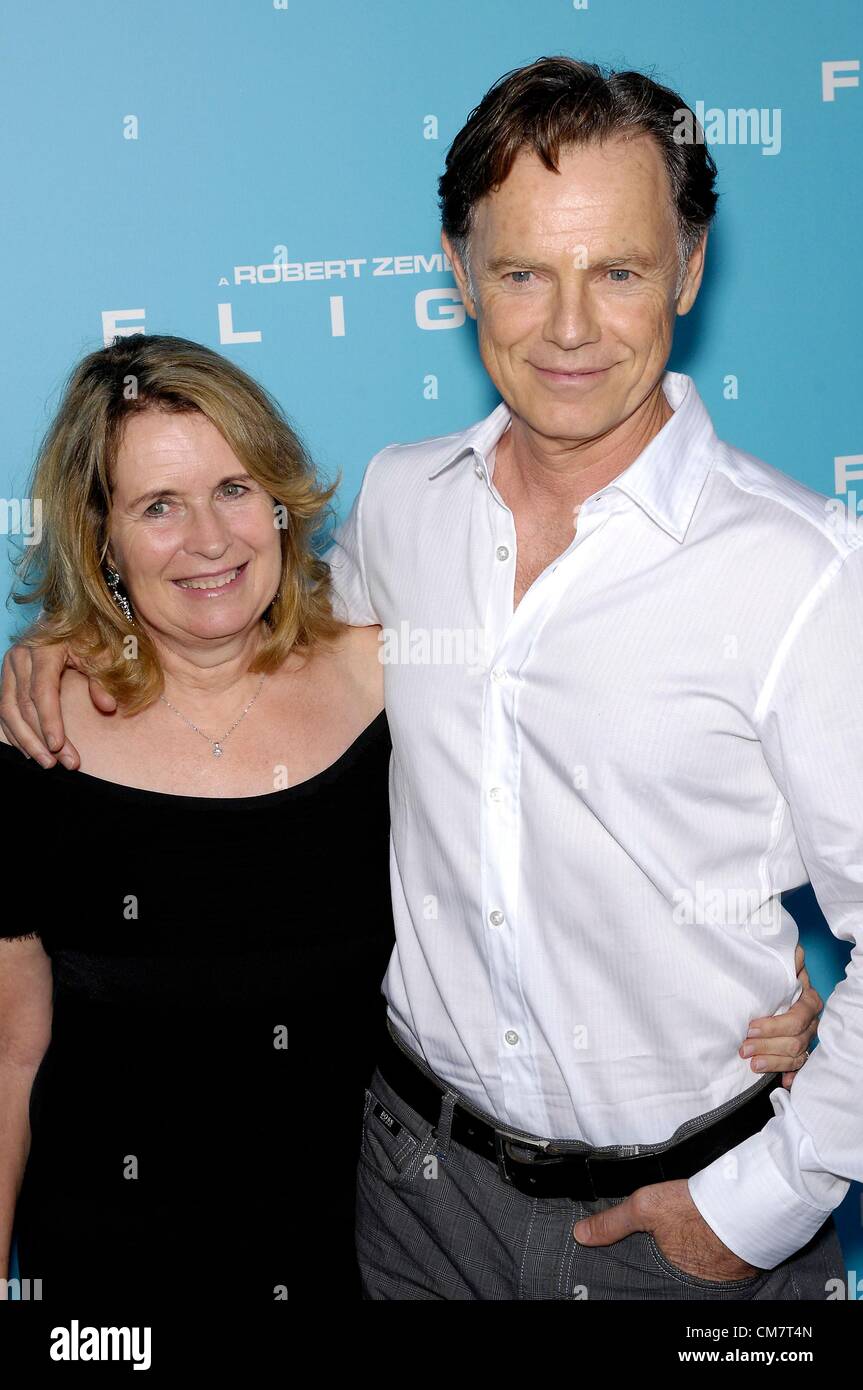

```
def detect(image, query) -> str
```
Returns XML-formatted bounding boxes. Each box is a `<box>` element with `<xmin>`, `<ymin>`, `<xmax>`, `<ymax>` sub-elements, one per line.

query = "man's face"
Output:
<box><xmin>443</xmin><ymin>133</ymin><xmax>705</xmax><ymax>445</ymax></box>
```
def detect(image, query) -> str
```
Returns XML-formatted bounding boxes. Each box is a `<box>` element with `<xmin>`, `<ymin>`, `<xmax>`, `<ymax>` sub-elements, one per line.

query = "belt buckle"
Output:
<box><xmin>495</xmin><ymin>1131</ymin><xmax>598</xmax><ymax>1197</ymax></box>
<box><xmin>493</xmin><ymin>1131</ymin><xmax>514</xmax><ymax>1184</ymax></box>
<box><xmin>493</xmin><ymin>1129</ymin><xmax>549</xmax><ymax>1186</ymax></box>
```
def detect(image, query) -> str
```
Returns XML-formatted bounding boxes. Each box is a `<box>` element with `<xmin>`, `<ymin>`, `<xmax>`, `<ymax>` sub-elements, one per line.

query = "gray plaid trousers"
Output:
<box><xmin>355</xmin><ymin>1041</ymin><xmax>847</xmax><ymax>1301</ymax></box>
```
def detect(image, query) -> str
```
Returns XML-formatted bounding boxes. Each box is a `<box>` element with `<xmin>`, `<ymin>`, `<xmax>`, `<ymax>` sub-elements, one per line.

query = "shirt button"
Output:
<box><xmin>496</xmin><ymin>545</ymin><xmax>510</xmax><ymax>561</ymax></box>
<box><xmin>491</xmin><ymin>667</ymin><xmax>508</xmax><ymax>682</ymax></box>
<box><xmin>474</xmin><ymin>463</ymin><xmax>484</xmax><ymax>478</ymax></box>
<box><xmin>504</xmin><ymin>1030</ymin><xmax>519</xmax><ymax>1046</ymax></box>
<box><xmin>488</xmin><ymin>909</ymin><xmax>505</xmax><ymax>927</ymax></box>
<box><xmin>488</xmin><ymin>786</ymin><xmax>503</xmax><ymax>802</ymax></box>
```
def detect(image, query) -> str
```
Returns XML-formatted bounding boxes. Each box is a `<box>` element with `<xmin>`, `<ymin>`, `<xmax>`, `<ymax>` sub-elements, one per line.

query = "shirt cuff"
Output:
<box><xmin>687</xmin><ymin>1116</ymin><xmax>849</xmax><ymax>1270</ymax></box>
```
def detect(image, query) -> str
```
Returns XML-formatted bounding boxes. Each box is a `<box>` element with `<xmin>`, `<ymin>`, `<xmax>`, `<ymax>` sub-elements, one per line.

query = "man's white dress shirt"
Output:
<box><xmin>326</xmin><ymin>370</ymin><xmax>863</xmax><ymax>1269</ymax></box>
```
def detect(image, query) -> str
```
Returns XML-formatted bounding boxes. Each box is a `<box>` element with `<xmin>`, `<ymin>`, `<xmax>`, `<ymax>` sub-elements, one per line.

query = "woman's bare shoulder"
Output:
<box><xmin>293</xmin><ymin>622</ymin><xmax>382</xmax><ymax>669</ymax></box>
<box><xmin>341</xmin><ymin>622</ymin><xmax>383</xmax><ymax>654</ymax></box>
<box><xmin>276</xmin><ymin>624</ymin><xmax>383</xmax><ymax>716</ymax></box>
<box><xmin>334</xmin><ymin>623</ymin><xmax>384</xmax><ymax>698</ymax></box>
<box><xmin>57</xmin><ymin>667</ymin><xmax>121</xmax><ymax>743</ymax></box>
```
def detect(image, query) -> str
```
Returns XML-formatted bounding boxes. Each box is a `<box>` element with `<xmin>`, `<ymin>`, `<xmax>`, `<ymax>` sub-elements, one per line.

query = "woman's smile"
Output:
<box><xmin>171</xmin><ymin>560</ymin><xmax>249</xmax><ymax>597</ymax></box>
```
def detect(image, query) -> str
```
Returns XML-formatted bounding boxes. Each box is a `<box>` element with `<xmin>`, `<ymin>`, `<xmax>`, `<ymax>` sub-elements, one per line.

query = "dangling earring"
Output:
<box><xmin>105</xmin><ymin>566</ymin><xmax>134</xmax><ymax>623</ymax></box>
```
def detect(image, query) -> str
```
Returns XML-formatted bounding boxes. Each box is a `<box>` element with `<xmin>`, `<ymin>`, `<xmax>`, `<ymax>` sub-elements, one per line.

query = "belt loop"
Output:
<box><xmin>434</xmin><ymin>1090</ymin><xmax>458</xmax><ymax>1158</ymax></box>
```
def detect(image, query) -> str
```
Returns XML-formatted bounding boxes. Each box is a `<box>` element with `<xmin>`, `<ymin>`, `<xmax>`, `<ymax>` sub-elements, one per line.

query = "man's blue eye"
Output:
<box><xmin>608</xmin><ymin>269</ymin><xmax>632</xmax><ymax>282</ymax></box>
<box><xmin>508</xmin><ymin>271</ymin><xmax>534</xmax><ymax>284</ymax></box>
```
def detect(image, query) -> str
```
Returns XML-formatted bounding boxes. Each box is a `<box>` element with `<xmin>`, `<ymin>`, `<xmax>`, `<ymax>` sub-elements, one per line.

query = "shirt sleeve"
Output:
<box><xmin>687</xmin><ymin>543</ymin><xmax>863</xmax><ymax>1269</ymax></box>
<box><xmin>324</xmin><ymin>454</ymin><xmax>381</xmax><ymax>627</ymax></box>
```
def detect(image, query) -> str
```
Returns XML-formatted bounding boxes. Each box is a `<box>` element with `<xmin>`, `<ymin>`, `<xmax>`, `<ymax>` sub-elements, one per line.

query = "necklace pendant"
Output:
<box><xmin>213</xmin><ymin>742</ymin><xmax>223</xmax><ymax>758</ymax></box>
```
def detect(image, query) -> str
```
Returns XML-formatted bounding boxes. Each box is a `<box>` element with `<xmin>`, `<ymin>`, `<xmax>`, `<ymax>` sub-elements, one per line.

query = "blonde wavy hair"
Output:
<box><xmin>12</xmin><ymin>333</ymin><xmax>345</xmax><ymax>713</ymax></box>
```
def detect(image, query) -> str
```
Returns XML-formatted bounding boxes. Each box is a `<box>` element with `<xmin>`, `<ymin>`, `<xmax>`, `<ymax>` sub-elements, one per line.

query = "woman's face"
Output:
<box><xmin>107</xmin><ymin>407</ymin><xmax>282</xmax><ymax>648</ymax></box>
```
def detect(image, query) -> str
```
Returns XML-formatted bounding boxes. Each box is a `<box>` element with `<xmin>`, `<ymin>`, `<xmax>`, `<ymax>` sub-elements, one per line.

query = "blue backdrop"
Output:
<box><xmin>2</xmin><ymin>0</ymin><xmax>861</xmax><ymax>1293</ymax></box>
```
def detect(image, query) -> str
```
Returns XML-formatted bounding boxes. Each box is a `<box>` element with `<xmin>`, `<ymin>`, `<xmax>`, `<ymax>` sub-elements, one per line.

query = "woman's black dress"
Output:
<box><xmin>0</xmin><ymin>710</ymin><xmax>394</xmax><ymax>1304</ymax></box>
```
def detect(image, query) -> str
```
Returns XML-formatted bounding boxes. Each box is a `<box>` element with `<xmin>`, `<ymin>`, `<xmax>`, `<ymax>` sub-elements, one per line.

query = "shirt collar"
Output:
<box><xmin>426</xmin><ymin>399</ymin><xmax>512</xmax><ymax>481</ymax></box>
<box><xmin>427</xmin><ymin>371</ymin><xmax>719</xmax><ymax>544</ymax></box>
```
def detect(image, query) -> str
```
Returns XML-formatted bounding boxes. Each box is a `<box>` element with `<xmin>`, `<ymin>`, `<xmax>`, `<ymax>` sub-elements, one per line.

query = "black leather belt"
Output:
<box><xmin>377</xmin><ymin>1024</ymin><xmax>783</xmax><ymax>1199</ymax></box>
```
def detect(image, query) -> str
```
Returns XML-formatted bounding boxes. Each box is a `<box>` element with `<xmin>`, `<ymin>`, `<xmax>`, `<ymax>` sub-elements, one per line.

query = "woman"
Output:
<box><xmin>0</xmin><ymin>334</ymin><xmax>820</xmax><ymax>1304</ymax></box>
<box><xmin>0</xmin><ymin>333</ymin><xmax>393</xmax><ymax>1303</ymax></box>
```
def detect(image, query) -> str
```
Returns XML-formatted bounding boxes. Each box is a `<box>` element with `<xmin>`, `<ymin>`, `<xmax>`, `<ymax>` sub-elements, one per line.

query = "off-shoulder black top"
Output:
<box><xmin>0</xmin><ymin>709</ymin><xmax>394</xmax><ymax>1304</ymax></box>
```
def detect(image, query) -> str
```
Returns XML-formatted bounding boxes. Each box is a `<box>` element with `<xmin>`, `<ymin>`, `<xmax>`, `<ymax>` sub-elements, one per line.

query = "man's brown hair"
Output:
<box><xmin>439</xmin><ymin>56</ymin><xmax>718</xmax><ymax>293</ymax></box>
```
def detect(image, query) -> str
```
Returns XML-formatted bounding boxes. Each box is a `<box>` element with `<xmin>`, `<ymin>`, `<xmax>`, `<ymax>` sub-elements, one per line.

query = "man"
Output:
<box><xmin>332</xmin><ymin>57</ymin><xmax>860</xmax><ymax>1300</ymax></box>
<box><xmin>1</xmin><ymin>59</ymin><xmax>857</xmax><ymax>1300</ymax></box>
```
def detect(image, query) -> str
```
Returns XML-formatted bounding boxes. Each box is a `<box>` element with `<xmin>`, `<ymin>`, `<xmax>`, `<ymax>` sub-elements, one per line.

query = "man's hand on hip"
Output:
<box><xmin>572</xmin><ymin>1178</ymin><xmax>762</xmax><ymax>1281</ymax></box>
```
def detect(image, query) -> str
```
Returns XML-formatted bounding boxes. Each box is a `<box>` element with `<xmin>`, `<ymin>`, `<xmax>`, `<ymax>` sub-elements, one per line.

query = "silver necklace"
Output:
<box><xmin>159</xmin><ymin>673</ymin><xmax>267</xmax><ymax>758</ymax></box>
